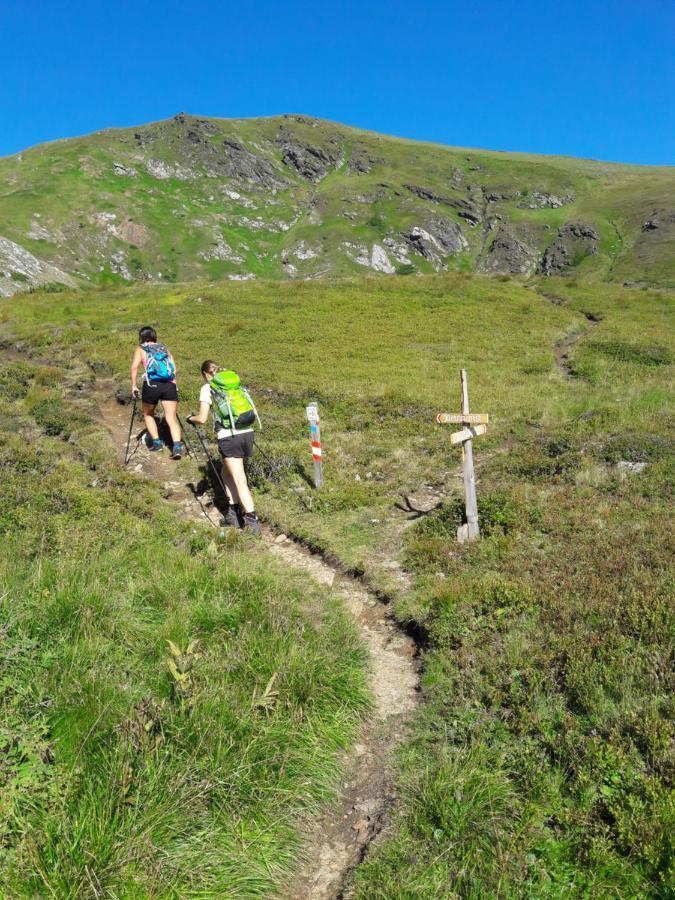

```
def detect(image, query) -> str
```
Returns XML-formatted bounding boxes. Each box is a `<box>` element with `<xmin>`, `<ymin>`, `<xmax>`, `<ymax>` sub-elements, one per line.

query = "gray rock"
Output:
<box><xmin>400</xmin><ymin>219</ymin><xmax>466</xmax><ymax>267</ymax></box>
<box><xmin>112</xmin><ymin>163</ymin><xmax>137</xmax><ymax>178</ymax></box>
<box><xmin>484</xmin><ymin>189</ymin><xmax>522</xmax><ymax>202</ymax></box>
<box><xmin>517</xmin><ymin>192</ymin><xmax>574</xmax><ymax>209</ymax></box>
<box><xmin>220</xmin><ymin>138</ymin><xmax>285</xmax><ymax>188</ymax></box>
<box><xmin>347</xmin><ymin>147</ymin><xmax>377</xmax><ymax>175</ymax></box>
<box><xmin>642</xmin><ymin>209</ymin><xmax>675</xmax><ymax>231</ymax></box>
<box><xmin>0</xmin><ymin>235</ymin><xmax>76</xmax><ymax>297</ymax></box>
<box><xmin>280</xmin><ymin>142</ymin><xmax>338</xmax><ymax>182</ymax></box>
<box><xmin>424</xmin><ymin>216</ymin><xmax>468</xmax><ymax>253</ymax></box>
<box><xmin>404</xmin><ymin>184</ymin><xmax>482</xmax><ymax>226</ymax></box>
<box><xmin>540</xmin><ymin>222</ymin><xmax>599</xmax><ymax>275</ymax></box>
<box><xmin>480</xmin><ymin>226</ymin><xmax>539</xmax><ymax>274</ymax></box>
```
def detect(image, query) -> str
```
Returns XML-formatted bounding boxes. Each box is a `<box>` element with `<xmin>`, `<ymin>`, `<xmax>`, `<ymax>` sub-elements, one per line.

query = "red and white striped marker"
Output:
<box><xmin>306</xmin><ymin>402</ymin><xmax>323</xmax><ymax>488</ymax></box>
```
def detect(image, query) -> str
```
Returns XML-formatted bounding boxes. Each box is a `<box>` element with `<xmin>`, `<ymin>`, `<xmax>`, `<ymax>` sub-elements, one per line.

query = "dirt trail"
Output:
<box><xmin>98</xmin><ymin>386</ymin><xmax>421</xmax><ymax>898</ymax></box>
<box><xmin>553</xmin><ymin>311</ymin><xmax>602</xmax><ymax>377</ymax></box>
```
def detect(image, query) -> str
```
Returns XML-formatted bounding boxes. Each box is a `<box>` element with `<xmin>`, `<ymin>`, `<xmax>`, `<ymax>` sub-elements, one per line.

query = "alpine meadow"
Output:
<box><xmin>0</xmin><ymin>112</ymin><xmax>673</xmax><ymax>899</ymax></box>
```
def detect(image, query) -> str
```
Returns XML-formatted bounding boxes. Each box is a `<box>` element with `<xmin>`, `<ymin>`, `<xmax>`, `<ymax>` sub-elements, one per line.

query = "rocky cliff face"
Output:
<box><xmin>0</xmin><ymin>112</ymin><xmax>672</xmax><ymax>295</ymax></box>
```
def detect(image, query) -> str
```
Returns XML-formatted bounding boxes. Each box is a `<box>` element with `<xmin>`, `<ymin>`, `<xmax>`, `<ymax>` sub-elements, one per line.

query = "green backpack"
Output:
<box><xmin>210</xmin><ymin>370</ymin><xmax>259</xmax><ymax>431</ymax></box>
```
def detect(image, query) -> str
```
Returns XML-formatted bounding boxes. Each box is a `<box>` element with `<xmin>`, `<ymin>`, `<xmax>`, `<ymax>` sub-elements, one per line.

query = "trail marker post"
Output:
<box><xmin>306</xmin><ymin>402</ymin><xmax>323</xmax><ymax>489</ymax></box>
<box><xmin>436</xmin><ymin>370</ymin><xmax>488</xmax><ymax>543</ymax></box>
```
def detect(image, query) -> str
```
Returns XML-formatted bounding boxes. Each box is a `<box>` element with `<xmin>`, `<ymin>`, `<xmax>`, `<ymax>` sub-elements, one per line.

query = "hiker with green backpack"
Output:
<box><xmin>186</xmin><ymin>360</ymin><xmax>261</xmax><ymax>534</ymax></box>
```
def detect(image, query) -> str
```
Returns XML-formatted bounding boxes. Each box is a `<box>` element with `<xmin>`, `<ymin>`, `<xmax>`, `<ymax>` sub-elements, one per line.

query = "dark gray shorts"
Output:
<box><xmin>218</xmin><ymin>431</ymin><xmax>254</xmax><ymax>459</ymax></box>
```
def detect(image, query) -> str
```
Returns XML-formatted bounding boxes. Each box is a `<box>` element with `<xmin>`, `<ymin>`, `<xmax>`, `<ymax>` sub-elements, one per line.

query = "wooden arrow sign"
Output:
<box><xmin>436</xmin><ymin>412</ymin><xmax>489</xmax><ymax>425</ymax></box>
<box><xmin>450</xmin><ymin>423</ymin><xmax>488</xmax><ymax>446</ymax></box>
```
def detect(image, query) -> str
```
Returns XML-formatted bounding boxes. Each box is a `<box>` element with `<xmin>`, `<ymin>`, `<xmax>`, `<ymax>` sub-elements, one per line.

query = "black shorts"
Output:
<box><xmin>142</xmin><ymin>381</ymin><xmax>178</xmax><ymax>404</ymax></box>
<box><xmin>218</xmin><ymin>431</ymin><xmax>254</xmax><ymax>459</ymax></box>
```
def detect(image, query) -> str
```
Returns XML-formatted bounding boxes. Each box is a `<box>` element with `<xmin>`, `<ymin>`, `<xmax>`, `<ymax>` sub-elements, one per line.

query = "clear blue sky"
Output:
<box><xmin>1</xmin><ymin>0</ymin><xmax>673</xmax><ymax>164</ymax></box>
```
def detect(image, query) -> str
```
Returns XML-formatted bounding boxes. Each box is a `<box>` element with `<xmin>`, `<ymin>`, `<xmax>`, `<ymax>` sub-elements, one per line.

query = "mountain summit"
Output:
<box><xmin>1</xmin><ymin>113</ymin><xmax>673</xmax><ymax>296</ymax></box>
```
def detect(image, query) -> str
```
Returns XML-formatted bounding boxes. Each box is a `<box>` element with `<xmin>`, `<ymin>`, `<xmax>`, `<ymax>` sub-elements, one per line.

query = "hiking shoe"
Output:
<box><xmin>170</xmin><ymin>442</ymin><xmax>183</xmax><ymax>460</ymax></box>
<box><xmin>242</xmin><ymin>512</ymin><xmax>261</xmax><ymax>536</ymax></box>
<box><xmin>149</xmin><ymin>439</ymin><xmax>163</xmax><ymax>452</ymax></box>
<box><xmin>220</xmin><ymin>505</ymin><xmax>241</xmax><ymax>528</ymax></box>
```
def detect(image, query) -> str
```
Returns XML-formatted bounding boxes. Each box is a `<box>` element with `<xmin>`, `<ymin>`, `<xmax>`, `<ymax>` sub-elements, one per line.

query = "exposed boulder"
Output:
<box><xmin>540</xmin><ymin>222</ymin><xmax>599</xmax><ymax>275</ymax></box>
<box><xmin>518</xmin><ymin>192</ymin><xmax>574</xmax><ymax>209</ymax></box>
<box><xmin>342</xmin><ymin>242</ymin><xmax>395</xmax><ymax>273</ymax></box>
<box><xmin>371</xmin><ymin>244</ymin><xmax>396</xmax><ymax>273</ymax></box>
<box><xmin>112</xmin><ymin>163</ymin><xmax>137</xmax><ymax>178</ymax></box>
<box><xmin>0</xmin><ymin>235</ymin><xmax>76</xmax><ymax>297</ymax></box>
<box><xmin>479</xmin><ymin>226</ymin><xmax>539</xmax><ymax>274</ymax></box>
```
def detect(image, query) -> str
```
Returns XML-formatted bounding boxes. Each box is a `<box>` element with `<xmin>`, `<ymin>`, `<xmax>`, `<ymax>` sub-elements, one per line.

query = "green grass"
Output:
<box><xmin>0</xmin><ymin>359</ymin><xmax>369</xmax><ymax>896</ymax></box>
<box><xmin>1</xmin><ymin>270</ymin><xmax>673</xmax><ymax>895</ymax></box>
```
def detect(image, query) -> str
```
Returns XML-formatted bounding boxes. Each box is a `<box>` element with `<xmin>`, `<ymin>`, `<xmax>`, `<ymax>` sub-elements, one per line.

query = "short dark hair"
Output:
<box><xmin>201</xmin><ymin>360</ymin><xmax>219</xmax><ymax>376</ymax></box>
<box><xmin>139</xmin><ymin>326</ymin><xmax>157</xmax><ymax>343</ymax></box>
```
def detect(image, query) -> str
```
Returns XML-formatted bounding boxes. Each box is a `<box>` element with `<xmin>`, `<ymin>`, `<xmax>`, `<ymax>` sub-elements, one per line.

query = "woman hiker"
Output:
<box><xmin>186</xmin><ymin>360</ymin><xmax>261</xmax><ymax>535</ymax></box>
<box><xmin>130</xmin><ymin>326</ymin><xmax>183</xmax><ymax>459</ymax></box>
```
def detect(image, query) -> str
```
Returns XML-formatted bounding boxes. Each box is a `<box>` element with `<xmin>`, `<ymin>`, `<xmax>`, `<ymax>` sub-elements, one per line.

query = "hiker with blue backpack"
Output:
<box><xmin>186</xmin><ymin>360</ymin><xmax>261</xmax><ymax>534</ymax></box>
<box><xmin>130</xmin><ymin>326</ymin><xmax>183</xmax><ymax>459</ymax></box>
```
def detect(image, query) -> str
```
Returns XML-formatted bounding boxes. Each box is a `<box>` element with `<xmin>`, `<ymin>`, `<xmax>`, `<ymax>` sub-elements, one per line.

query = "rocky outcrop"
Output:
<box><xmin>112</xmin><ymin>163</ymin><xmax>137</xmax><ymax>178</ymax></box>
<box><xmin>479</xmin><ymin>226</ymin><xmax>539</xmax><ymax>274</ymax></box>
<box><xmin>518</xmin><ymin>192</ymin><xmax>574</xmax><ymax>209</ymax></box>
<box><xmin>342</xmin><ymin>242</ymin><xmax>395</xmax><ymax>273</ymax></box>
<box><xmin>0</xmin><ymin>235</ymin><xmax>76</xmax><ymax>297</ymax></box>
<box><xmin>642</xmin><ymin>209</ymin><xmax>675</xmax><ymax>231</ymax></box>
<box><xmin>220</xmin><ymin>139</ymin><xmax>285</xmax><ymax>188</ymax></box>
<box><xmin>198</xmin><ymin>233</ymin><xmax>243</xmax><ymax>263</ymax></box>
<box><xmin>404</xmin><ymin>184</ymin><xmax>482</xmax><ymax>226</ymax></box>
<box><xmin>425</xmin><ymin>216</ymin><xmax>468</xmax><ymax>253</ymax></box>
<box><xmin>400</xmin><ymin>216</ymin><xmax>468</xmax><ymax>267</ymax></box>
<box><xmin>347</xmin><ymin>147</ymin><xmax>377</xmax><ymax>175</ymax></box>
<box><xmin>280</xmin><ymin>142</ymin><xmax>339</xmax><ymax>182</ymax></box>
<box><xmin>145</xmin><ymin>158</ymin><xmax>196</xmax><ymax>181</ymax></box>
<box><xmin>540</xmin><ymin>222</ymin><xmax>599</xmax><ymax>275</ymax></box>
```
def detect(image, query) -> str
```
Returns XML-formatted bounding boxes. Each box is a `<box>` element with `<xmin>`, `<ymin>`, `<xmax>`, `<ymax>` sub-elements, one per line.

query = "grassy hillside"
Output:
<box><xmin>1</xmin><ymin>113</ymin><xmax>674</xmax><ymax>296</ymax></box>
<box><xmin>1</xmin><ymin>272</ymin><xmax>672</xmax><ymax>895</ymax></box>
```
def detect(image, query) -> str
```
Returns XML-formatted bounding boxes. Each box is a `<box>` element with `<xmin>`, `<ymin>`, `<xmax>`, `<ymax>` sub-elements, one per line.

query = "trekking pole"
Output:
<box><xmin>124</xmin><ymin>396</ymin><xmax>138</xmax><ymax>465</ymax></box>
<box><xmin>176</xmin><ymin>413</ymin><xmax>197</xmax><ymax>460</ymax></box>
<box><xmin>186</xmin><ymin>420</ymin><xmax>230</xmax><ymax>499</ymax></box>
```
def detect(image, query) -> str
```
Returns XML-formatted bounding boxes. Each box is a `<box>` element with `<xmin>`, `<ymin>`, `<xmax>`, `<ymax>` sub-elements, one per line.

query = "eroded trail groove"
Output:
<box><xmin>98</xmin><ymin>385</ymin><xmax>421</xmax><ymax>898</ymax></box>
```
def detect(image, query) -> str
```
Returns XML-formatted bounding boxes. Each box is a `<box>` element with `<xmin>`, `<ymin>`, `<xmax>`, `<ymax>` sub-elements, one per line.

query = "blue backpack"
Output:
<box><xmin>142</xmin><ymin>342</ymin><xmax>175</xmax><ymax>384</ymax></box>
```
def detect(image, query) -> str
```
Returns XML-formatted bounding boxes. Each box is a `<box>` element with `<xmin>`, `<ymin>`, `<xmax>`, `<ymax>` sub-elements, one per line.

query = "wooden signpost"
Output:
<box><xmin>436</xmin><ymin>370</ymin><xmax>489</xmax><ymax>543</ymax></box>
<box><xmin>306</xmin><ymin>402</ymin><xmax>323</xmax><ymax>489</ymax></box>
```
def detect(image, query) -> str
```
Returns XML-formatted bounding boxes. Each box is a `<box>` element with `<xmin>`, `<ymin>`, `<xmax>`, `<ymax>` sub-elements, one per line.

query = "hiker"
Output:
<box><xmin>186</xmin><ymin>360</ymin><xmax>261</xmax><ymax>534</ymax></box>
<box><xmin>130</xmin><ymin>326</ymin><xmax>182</xmax><ymax>459</ymax></box>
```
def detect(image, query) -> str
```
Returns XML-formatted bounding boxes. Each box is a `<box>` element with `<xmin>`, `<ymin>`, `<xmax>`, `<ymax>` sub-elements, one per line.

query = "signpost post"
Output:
<box><xmin>436</xmin><ymin>370</ymin><xmax>488</xmax><ymax>543</ymax></box>
<box><xmin>306</xmin><ymin>402</ymin><xmax>323</xmax><ymax>489</ymax></box>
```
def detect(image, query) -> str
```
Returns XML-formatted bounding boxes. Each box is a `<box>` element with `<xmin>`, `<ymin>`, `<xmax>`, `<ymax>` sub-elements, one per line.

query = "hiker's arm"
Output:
<box><xmin>169</xmin><ymin>353</ymin><xmax>177</xmax><ymax>376</ymax></box>
<box><xmin>187</xmin><ymin>401</ymin><xmax>210</xmax><ymax>426</ymax></box>
<box><xmin>130</xmin><ymin>347</ymin><xmax>142</xmax><ymax>397</ymax></box>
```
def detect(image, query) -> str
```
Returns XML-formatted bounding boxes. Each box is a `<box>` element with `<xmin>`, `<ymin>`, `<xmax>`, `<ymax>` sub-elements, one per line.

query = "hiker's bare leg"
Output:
<box><xmin>162</xmin><ymin>400</ymin><xmax>181</xmax><ymax>444</ymax></box>
<box><xmin>220</xmin><ymin>463</ymin><xmax>237</xmax><ymax>506</ymax></box>
<box><xmin>223</xmin><ymin>457</ymin><xmax>254</xmax><ymax>513</ymax></box>
<box><xmin>142</xmin><ymin>402</ymin><xmax>159</xmax><ymax>440</ymax></box>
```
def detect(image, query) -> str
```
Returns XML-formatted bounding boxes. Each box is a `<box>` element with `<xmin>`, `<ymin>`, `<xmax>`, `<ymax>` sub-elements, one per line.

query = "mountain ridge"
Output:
<box><xmin>1</xmin><ymin>112</ymin><xmax>673</xmax><ymax>295</ymax></box>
